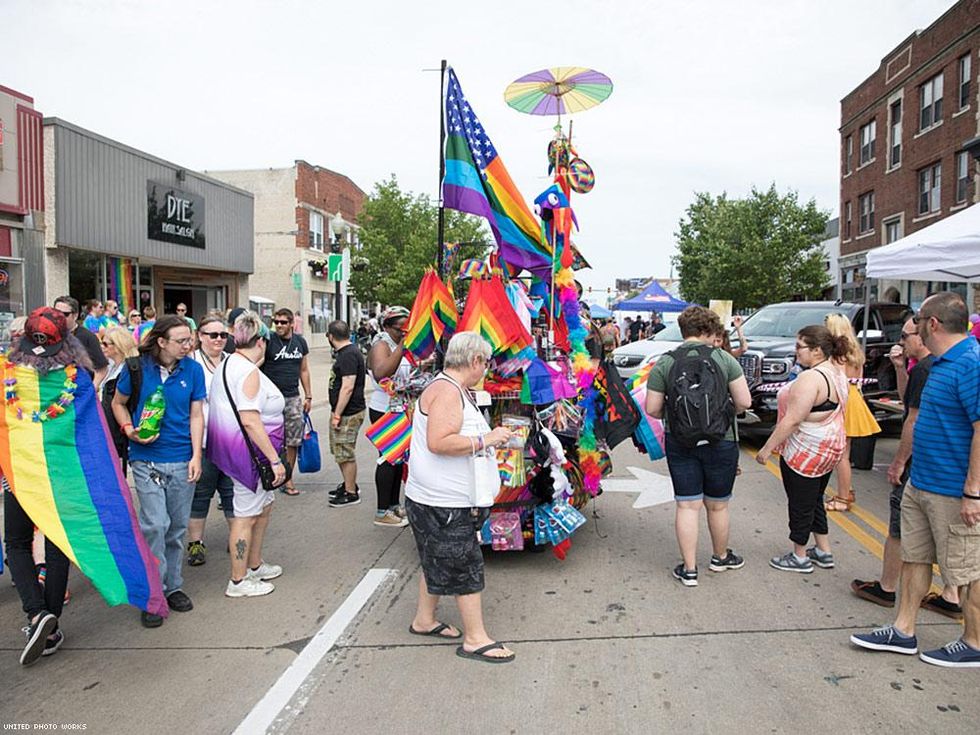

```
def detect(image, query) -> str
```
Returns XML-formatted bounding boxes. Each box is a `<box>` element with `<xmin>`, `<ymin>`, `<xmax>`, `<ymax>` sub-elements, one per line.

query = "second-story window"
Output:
<box><xmin>844</xmin><ymin>201</ymin><xmax>852</xmax><ymax>239</ymax></box>
<box><xmin>843</xmin><ymin>135</ymin><xmax>853</xmax><ymax>175</ymax></box>
<box><xmin>889</xmin><ymin>100</ymin><xmax>902</xmax><ymax>168</ymax></box>
<box><xmin>956</xmin><ymin>151</ymin><xmax>972</xmax><ymax>204</ymax></box>
<box><xmin>858</xmin><ymin>192</ymin><xmax>874</xmax><ymax>234</ymax></box>
<box><xmin>960</xmin><ymin>54</ymin><xmax>972</xmax><ymax>110</ymax></box>
<box><xmin>310</xmin><ymin>211</ymin><xmax>324</xmax><ymax>250</ymax></box>
<box><xmin>917</xmin><ymin>162</ymin><xmax>941</xmax><ymax>215</ymax></box>
<box><xmin>920</xmin><ymin>74</ymin><xmax>943</xmax><ymax>130</ymax></box>
<box><xmin>859</xmin><ymin>119</ymin><xmax>876</xmax><ymax>165</ymax></box>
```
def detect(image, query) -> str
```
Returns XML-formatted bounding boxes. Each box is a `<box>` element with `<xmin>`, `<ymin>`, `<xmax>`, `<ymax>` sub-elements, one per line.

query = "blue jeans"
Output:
<box><xmin>132</xmin><ymin>461</ymin><xmax>194</xmax><ymax>597</ymax></box>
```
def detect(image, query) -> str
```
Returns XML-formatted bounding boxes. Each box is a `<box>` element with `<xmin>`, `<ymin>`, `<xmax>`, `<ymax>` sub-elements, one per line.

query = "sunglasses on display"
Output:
<box><xmin>201</xmin><ymin>331</ymin><xmax>229</xmax><ymax>339</ymax></box>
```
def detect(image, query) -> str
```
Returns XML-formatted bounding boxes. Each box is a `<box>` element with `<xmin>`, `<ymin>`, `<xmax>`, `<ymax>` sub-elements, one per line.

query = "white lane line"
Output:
<box><xmin>235</xmin><ymin>568</ymin><xmax>396</xmax><ymax>735</ymax></box>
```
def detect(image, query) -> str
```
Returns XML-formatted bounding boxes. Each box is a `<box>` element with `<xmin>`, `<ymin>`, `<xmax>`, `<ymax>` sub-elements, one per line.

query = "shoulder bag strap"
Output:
<box><xmin>221</xmin><ymin>358</ymin><xmax>264</xmax><ymax>469</ymax></box>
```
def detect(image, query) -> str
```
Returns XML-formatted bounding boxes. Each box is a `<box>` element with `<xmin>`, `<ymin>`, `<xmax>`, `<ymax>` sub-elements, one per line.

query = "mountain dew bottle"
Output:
<box><xmin>137</xmin><ymin>386</ymin><xmax>166</xmax><ymax>440</ymax></box>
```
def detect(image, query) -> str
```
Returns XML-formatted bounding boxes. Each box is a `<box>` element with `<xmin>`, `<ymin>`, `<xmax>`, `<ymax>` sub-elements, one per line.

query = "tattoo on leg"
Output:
<box><xmin>235</xmin><ymin>539</ymin><xmax>246</xmax><ymax>560</ymax></box>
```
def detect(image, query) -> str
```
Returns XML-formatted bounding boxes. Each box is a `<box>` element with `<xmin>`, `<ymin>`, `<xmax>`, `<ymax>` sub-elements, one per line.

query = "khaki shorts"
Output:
<box><xmin>901</xmin><ymin>483</ymin><xmax>980</xmax><ymax>587</ymax></box>
<box><xmin>329</xmin><ymin>410</ymin><xmax>364</xmax><ymax>463</ymax></box>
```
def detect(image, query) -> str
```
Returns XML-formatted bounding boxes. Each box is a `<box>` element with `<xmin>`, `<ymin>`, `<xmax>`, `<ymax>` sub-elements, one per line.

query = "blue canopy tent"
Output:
<box><xmin>586</xmin><ymin>303</ymin><xmax>613</xmax><ymax>318</ymax></box>
<box><xmin>613</xmin><ymin>281</ymin><xmax>691</xmax><ymax>312</ymax></box>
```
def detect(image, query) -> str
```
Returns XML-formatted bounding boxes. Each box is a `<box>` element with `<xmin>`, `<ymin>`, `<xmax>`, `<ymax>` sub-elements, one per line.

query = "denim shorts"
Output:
<box><xmin>405</xmin><ymin>498</ymin><xmax>490</xmax><ymax>596</ymax></box>
<box><xmin>664</xmin><ymin>434</ymin><xmax>739</xmax><ymax>501</ymax></box>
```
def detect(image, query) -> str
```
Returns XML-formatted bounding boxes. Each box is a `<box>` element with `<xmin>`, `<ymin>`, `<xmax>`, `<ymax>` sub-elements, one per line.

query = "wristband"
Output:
<box><xmin>121</xmin><ymin>423</ymin><xmax>133</xmax><ymax>432</ymax></box>
<box><xmin>478</xmin><ymin>434</ymin><xmax>485</xmax><ymax>452</ymax></box>
<box><xmin>964</xmin><ymin>493</ymin><xmax>980</xmax><ymax>500</ymax></box>
<box><xmin>270</xmin><ymin>459</ymin><xmax>282</xmax><ymax>466</ymax></box>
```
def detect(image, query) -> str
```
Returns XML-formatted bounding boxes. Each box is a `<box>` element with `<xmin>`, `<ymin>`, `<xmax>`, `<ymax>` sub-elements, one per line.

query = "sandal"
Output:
<box><xmin>280</xmin><ymin>485</ymin><xmax>301</xmax><ymax>496</ymax></box>
<box><xmin>825</xmin><ymin>494</ymin><xmax>854</xmax><ymax>512</ymax></box>
<box><xmin>409</xmin><ymin>622</ymin><xmax>462</xmax><ymax>639</ymax></box>
<box><xmin>455</xmin><ymin>642</ymin><xmax>515</xmax><ymax>664</ymax></box>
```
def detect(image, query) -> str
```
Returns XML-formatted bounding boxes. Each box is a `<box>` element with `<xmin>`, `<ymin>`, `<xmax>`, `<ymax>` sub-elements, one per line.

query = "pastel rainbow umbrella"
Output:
<box><xmin>504</xmin><ymin>67</ymin><xmax>613</xmax><ymax>118</ymax></box>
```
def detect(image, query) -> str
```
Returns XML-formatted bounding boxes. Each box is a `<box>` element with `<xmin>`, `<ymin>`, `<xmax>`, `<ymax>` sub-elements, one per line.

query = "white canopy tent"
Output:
<box><xmin>866</xmin><ymin>202</ymin><xmax>980</xmax><ymax>282</ymax></box>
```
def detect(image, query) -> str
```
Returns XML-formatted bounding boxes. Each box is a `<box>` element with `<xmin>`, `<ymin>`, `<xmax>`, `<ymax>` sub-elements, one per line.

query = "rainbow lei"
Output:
<box><xmin>4</xmin><ymin>363</ymin><xmax>79</xmax><ymax>422</ymax></box>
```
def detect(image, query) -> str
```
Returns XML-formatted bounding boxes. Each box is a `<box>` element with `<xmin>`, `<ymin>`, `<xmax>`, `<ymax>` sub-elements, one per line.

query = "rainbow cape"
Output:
<box><xmin>0</xmin><ymin>358</ymin><xmax>167</xmax><ymax>616</ymax></box>
<box><xmin>365</xmin><ymin>411</ymin><xmax>412</xmax><ymax>464</ymax></box>
<box><xmin>458</xmin><ymin>275</ymin><xmax>535</xmax><ymax>360</ymax></box>
<box><xmin>404</xmin><ymin>269</ymin><xmax>458</xmax><ymax>359</ymax></box>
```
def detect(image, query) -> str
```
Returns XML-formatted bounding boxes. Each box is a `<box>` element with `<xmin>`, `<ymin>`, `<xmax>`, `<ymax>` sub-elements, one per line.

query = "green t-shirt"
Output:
<box><xmin>646</xmin><ymin>340</ymin><xmax>744</xmax><ymax>441</ymax></box>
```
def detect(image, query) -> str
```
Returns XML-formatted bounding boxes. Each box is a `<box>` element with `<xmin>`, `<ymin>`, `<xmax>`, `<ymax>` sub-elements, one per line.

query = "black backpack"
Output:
<box><xmin>665</xmin><ymin>344</ymin><xmax>734</xmax><ymax>448</ymax></box>
<box><xmin>101</xmin><ymin>357</ymin><xmax>142</xmax><ymax>454</ymax></box>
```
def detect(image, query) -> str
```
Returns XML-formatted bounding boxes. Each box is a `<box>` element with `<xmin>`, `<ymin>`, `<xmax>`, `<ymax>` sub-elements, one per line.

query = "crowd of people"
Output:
<box><xmin>4</xmin><ymin>292</ymin><xmax>979</xmax><ymax>671</ymax></box>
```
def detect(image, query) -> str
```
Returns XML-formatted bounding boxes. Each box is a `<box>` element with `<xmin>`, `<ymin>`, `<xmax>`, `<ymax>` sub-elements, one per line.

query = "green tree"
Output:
<box><xmin>350</xmin><ymin>175</ymin><xmax>488</xmax><ymax>307</ymax></box>
<box><xmin>672</xmin><ymin>185</ymin><xmax>830</xmax><ymax>308</ymax></box>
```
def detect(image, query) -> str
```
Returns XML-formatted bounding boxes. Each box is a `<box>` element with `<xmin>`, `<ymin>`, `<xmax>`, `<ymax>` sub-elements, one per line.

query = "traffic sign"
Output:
<box><xmin>327</xmin><ymin>253</ymin><xmax>344</xmax><ymax>281</ymax></box>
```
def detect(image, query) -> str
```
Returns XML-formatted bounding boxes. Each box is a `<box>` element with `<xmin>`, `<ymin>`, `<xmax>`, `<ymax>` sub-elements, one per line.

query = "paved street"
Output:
<box><xmin>1</xmin><ymin>363</ymin><xmax>976</xmax><ymax>734</ymax></box>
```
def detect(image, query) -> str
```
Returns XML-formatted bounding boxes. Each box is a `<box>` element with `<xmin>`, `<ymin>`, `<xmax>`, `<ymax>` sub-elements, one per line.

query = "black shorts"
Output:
<box><xmin>405</xmin><ymin>498</ymin><xmax>490</xmax><ymax>596</ymax></box>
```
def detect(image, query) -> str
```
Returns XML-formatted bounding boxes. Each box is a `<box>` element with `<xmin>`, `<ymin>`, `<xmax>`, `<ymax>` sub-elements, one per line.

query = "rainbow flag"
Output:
<box><xmin>0</xmin><ymin>358</ymin><xmax>168</xmax><ymax>616</ymax></box>
<box><xmin>109</xmin><ymin>257</ymin><xmax>135</xmax><ymax>317</ymax></box>
<box><xmin>404</xmin><ymin>269</ymin><xmax>458</xmax><ymax>359</ymax></box>
<box><xmin>365</xmin><ymin>411</ymin><xmax>412</xmax><ymax>464</ymax></box>
<box><xmin>458</xmin><ymin>275</ymin><xmax>535</xmax><ymax>360</ymax></box>
<box><xmin>443</xmin><ymin>69</ymin><xmax>555</xmax><ymax>276</ymax></box>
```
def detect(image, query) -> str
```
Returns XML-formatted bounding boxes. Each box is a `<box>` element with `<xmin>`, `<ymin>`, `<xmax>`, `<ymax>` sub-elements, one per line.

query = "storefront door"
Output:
<box><xmin>163</xmin><ymin>284</ymin><xmax>226</xmax><ymax>324</ymax></box>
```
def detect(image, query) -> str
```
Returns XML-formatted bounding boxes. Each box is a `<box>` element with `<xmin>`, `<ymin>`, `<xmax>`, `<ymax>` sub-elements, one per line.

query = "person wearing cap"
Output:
<box><xmin>3</xmin><ymin>307</ymin><xmax>93</xmax><ymax>665</ymax></box>
<box><xmin>261</xmin><ymin>308</ymin><xmax>311</xmax><ymax>497</ymax></box>
<box><xmin>53</xmin><ymin>296</ymin><xmax>109</xmax><ymax>388</ymax></box>
<box><xmin>361</xmin><ymin>306</ymin><xmax>411</xmax><ymax>527</ymax></box>
<box><xmin>112</xmin><ymin>314</ymin><xmax>206</xmax><ymax>628</ymax></box>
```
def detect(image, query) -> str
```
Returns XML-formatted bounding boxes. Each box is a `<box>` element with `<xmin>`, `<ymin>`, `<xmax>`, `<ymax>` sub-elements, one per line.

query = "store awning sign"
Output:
<box><xmin>147</xmin><ymin>181</ymin><xmax>206</xmax><ymax>249</ymax></box>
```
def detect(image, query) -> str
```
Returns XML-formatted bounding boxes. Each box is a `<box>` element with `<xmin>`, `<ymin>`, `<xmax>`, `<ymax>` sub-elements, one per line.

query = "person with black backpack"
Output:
<box><xmin>645</xmin><ymin>306</ymin><xmax>752</xmax><ymax>587</ymax></box>
<box><xmin>99</xmin><ymin>326</ymin><xmax>141</xmax><ymax>474</ymax></box>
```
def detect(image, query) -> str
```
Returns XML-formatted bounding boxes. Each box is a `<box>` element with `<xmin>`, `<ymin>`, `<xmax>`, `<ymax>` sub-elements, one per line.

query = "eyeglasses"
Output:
<box><xmin>273</xmin><ymin>320</ymin><xmax>290</xmax><ymax>325</ymax></box>
<box><xmin>899</xmin><ymin>331</ymin><xmax>918</xmax><ymax>340</ymax></box>
<box><xmin>201</xmin><ymin>331</ymin><xmax>229</xmax><ymax>339</ymax></box>
<box><xmin>912</xmin><ymin>313</ymin><xmax>944</xmax><ymax>325</ymax></box>
<box><xmin>794</xmin><ymin>342</ymin><xmax>814</xmax><ymax>350</ymax></box>
<box><xmin>168</xmin><ymin>337</ymin><xmax>194</xmax><ymax>346</ymax></box>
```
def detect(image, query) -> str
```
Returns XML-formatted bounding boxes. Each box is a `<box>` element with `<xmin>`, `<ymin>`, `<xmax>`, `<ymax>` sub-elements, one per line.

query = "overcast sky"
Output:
<box><xmin>5</xmin><ymin>0</ymin><xmax>958</xmax><ymax>294</ymax></box>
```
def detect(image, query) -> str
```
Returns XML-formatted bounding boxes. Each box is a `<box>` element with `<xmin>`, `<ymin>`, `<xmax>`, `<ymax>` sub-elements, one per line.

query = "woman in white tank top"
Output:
<box><xmin>404</xmin><ymin>332</ymin><xmax>517</xmax><ymax>663</ymax></box>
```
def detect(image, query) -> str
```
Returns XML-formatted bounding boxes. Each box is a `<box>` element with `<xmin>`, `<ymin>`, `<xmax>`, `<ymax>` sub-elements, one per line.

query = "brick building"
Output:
<box><xmin>207</xmin><ymin>161</ymin><xmax>366</xmax><ymax>348</ymax></box>
<box><xmin>839</xmin><ymin>0</ymin><xmax>980</xmax><ymax>310</ymax></box>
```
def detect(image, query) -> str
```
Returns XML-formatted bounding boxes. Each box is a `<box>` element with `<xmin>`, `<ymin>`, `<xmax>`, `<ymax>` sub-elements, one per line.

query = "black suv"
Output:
<box><xmin>735</xmin><ymin>301</ymin><xmax>912</xmax><ymax>433</ymax></box>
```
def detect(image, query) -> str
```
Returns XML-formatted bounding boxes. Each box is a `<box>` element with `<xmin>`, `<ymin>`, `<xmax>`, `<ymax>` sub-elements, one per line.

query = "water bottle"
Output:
<box><xmin>137</xmin><ymin>386</ymin><xmax>166</xmax><ymax>440</ymax></box>
<box><xmin>787</xmin><ymin>362</ymin><xmax>803</xmax><ymax>382</ymax></box>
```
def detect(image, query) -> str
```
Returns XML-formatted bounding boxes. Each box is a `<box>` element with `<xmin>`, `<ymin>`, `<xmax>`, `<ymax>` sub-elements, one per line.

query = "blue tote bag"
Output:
<box><xmin>297</xmin><ymin>413</ymin><xmax>322</xmax><ymax>473</ymax></box>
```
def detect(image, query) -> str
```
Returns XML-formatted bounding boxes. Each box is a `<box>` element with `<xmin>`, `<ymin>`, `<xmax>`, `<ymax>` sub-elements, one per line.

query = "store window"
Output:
<box><xmin>0</xmin><ymin>260</ymin><xmax>26</xmax><ymax>341</ymax></box>
<box><xmin>310</xmin><ymin>291</ymin><xmax>332</xmax><ymax>334</ymax></box>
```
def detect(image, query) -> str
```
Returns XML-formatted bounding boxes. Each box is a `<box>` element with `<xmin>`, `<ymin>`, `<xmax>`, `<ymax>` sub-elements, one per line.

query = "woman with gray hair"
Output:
<box><xmin>404</xmin><ymin>331</ymin><xmax>516</xmax><ymax>663</ymax></box>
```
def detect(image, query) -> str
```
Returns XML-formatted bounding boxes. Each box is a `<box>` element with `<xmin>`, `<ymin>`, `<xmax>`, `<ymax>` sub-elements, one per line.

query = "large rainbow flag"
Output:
<box><xmin>443</xmin><ymin>69</ymin><xmax>555</xmax><ymax>276</ymax></box>
<box><xmin>0</xmin><ymin>357</ymin><xmax>167</xmax><ymax>616</ymax></box>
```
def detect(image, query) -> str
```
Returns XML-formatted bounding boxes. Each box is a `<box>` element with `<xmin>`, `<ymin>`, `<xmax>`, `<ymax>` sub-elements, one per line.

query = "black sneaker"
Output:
<box><xmin>187</xmin><ymin>540</ymin><xmax>207</xmax><ymax>567</ymax></box>
<box><xmin>20</xmin><ymin>612</ymin><xmax>58</xmax><ymax>666</ymax></box>
<box><xmin>141</xmin><ymin>611</ymin><xmax>164</xmax><ymax>628</ymax></box>
<box><xmin>329</xmin><ymin>482</ymin><xmax>357</xmax><ymax>499</ymax></box>
<box><xmin>709</xmin><ymin>549</ymin><xmax>745</xmax><ymax>572</ymax></box>
<box><xmin>850</xmin><ymin>579</ymin><xmax>896</xmax><ymax>607</ymax></box>
<box><xmin>166</xmin><ymin>590</ymin><xmax>194</xmax><ymax>612</ymax></box>
<box><xmin>672</xmin><ymin>563</ymin><xmax>698</xmax><ymax>587</ymax></box>
<box><xmin>42</xmin><ymin>629</ymin><xmax>64</xmax><ymax>657</ymax></box>
<box><xmin>329</xmin><ymin>492</ymin><xmax>361</xmax><ymax>508</ymax></box>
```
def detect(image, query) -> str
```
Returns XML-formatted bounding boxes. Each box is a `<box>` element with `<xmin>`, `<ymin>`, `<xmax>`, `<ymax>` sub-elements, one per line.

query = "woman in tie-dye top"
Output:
<box><xmin>207</xmin><ymin>312</ymin><xmax>286</xmax><ymax>599</ymax></box>
<box><xmin>756</xmin><ymin>325</ymin><xmax>849</xmax><ymax>574</ymax></box>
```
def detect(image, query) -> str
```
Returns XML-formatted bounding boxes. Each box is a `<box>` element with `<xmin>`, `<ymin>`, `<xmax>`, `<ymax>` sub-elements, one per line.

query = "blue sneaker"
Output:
<box><xmin>850</xmin><ymin>625</ymin><xmax>918</xmax><ymax>655</ymax></box>
<box><xmin>919</xmin><ymin>639</ymin><xmax>980</xmax><ymax>668</ymax></box>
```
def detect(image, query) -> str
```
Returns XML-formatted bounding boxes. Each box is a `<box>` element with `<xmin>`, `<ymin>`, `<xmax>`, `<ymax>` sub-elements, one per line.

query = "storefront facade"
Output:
<box><xmin>42</xmin><ymin>119</ymin><xmax>253</xmax><ymax>322</ymax></box>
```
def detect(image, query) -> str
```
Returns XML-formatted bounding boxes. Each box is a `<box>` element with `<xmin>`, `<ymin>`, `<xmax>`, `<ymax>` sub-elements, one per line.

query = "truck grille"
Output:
<box><xmin>739</xmin><ymin>353</ymin><xmax>762</xmax><ymax>387</ymax></box>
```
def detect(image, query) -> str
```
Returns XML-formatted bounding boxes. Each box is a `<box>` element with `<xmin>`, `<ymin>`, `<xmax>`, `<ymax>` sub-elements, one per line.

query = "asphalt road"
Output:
<box><xmin>1</xmin><ymin>392</ymin><xmax>976</xmax><ymax>734</ymax></box>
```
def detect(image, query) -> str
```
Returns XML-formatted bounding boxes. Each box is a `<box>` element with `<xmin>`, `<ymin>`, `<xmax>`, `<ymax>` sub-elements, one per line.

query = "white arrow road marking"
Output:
<box><xmin>601</xmin><ymin>465</ymin><xmax>674</xmax><ymax>508</ymax></box>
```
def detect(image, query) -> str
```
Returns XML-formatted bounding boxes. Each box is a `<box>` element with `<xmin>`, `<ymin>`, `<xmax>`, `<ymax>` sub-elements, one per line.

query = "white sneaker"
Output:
<box><xmin>225</xmin><ymin>577</ymin><xmax>275</xmax><ymax>598</ymax></box>
<box><xmin>374</xmin><ymin>510</ymin><xmax>409</xmax><ymax>528</ymax></box>
<box><xmin>246</xmin><ymin>561</ymin><xmax>283</xmax><ymax>581</ymax></box>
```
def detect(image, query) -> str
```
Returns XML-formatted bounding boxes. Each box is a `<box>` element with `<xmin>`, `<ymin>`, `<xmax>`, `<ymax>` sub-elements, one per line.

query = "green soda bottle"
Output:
<box><xmin>137</xmin><ymin>386</ymin><xmax>166</xmax><ymax>440</ymax></box>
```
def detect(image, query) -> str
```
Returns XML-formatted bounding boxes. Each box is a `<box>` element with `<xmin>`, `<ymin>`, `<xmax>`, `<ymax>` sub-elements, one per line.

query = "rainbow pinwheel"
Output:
<box><xmin>404</xmin><ymin>269</ymin><xmax>458</xmax><ymax>359</ymax></box>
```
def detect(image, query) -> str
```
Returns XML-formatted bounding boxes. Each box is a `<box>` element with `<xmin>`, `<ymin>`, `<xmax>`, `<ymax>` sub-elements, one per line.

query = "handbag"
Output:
<box><xmin>297</xmin><ymin>412</ymin><xmax>322</xmax><ymax>473</ymax></box>
<box><xmin>221</xmin><ymin>360</ymin><xmax>291</xmax><ymax>491</ymax></box>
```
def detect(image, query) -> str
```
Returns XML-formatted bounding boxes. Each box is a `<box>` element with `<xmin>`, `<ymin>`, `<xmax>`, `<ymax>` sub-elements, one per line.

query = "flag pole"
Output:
<box><xmin>436</xmin><ymin>59</ymin><xmax>447</xmax><ymax>279</ymax></box>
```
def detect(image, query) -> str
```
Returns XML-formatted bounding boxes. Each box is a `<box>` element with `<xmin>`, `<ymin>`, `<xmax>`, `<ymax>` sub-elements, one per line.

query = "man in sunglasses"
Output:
<box><xmin>53</xmin><ymin>296</ymin><xmax>108</xmax><ymax>387</ymax></box>
<box><xmin>261</xmin><ymin>308</ymin><xmax>311</xmax><ymax>496</ymax></box>
<box><xmin>851</xmin><ymin>292</ymin><xmax>980</xmax><ymax>667</ymax></box>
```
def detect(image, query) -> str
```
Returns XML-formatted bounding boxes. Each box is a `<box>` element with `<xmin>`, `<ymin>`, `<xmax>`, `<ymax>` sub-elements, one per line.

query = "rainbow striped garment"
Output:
<box><xmin>0</xmin><ymin>357</ymin><xmax>167</xmax><ymax>616</ymax></box>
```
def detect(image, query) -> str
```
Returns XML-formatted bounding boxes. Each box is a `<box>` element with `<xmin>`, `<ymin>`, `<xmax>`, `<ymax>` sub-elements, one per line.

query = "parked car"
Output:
<box><xmin>610</xmin><ymin>321</ymin><xmax>685</xmax><ymax>379</ymax></box>
<box><xmin>734</xmin><ymin>301</ymin><xmax>912</xmax><ymax>433</ymax></box>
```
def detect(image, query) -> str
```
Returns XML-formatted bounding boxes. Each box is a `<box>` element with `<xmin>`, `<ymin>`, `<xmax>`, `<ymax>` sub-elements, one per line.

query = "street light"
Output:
<box><xmin>329</xmin><ymin>212</ymin><xmax>347</xmax><ymax>323</ymax></box>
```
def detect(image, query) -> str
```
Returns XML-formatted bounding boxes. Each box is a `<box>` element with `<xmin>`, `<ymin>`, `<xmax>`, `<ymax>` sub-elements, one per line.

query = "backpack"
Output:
<box><xmin>665</xmin><ymin>344</ymin><xmax>734</xmax><ymax>448</ymax></box>
<box><xmin>101</xmin><ymin>357</ymin><xmax>143</xmax><ymax>454</ymax></box>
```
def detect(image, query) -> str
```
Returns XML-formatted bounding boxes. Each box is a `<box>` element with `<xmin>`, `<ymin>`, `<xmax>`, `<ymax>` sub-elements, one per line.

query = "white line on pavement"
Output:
<box><xmin>235</xmin><ymin>568</ymin><xmax>397</xmax><ymax>735</ymax></box>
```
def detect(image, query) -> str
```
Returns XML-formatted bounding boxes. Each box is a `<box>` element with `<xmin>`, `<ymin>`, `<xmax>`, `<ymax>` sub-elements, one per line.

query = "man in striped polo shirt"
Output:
<box><xmin>851</xmin><ymin>292</ymin><xmax>980</xmax><ymax>667</ymax></box>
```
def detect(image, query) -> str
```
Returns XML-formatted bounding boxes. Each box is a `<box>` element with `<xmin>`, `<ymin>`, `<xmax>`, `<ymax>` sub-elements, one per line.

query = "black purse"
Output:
<box><xmin>221</xmin><ymin>359</ymin><xmax>291</xmax><ymax>491</ymax></box>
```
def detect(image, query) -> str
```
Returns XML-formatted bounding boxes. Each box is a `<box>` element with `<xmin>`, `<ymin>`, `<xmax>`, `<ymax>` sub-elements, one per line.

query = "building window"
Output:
<box><xmin>919</xmin><ymin>74</ymin><xmax>943</xmax><ymax>130</ymax></box>
<box><xmin>858</xmin><ymin>192</ymin><xmax>874</xmax><ymax>234</ymax></box>
<box><xmin>843</xmin><ymin>135</ymin><xmax>853</xmax><ymax>175</ymax></box>
<box><xmin>960</xmin><ymin>54</ymin><xmax>972</xmax><ymax>110</ymax></box>
<box><xmin>884</xmin><ymin>218</ymin><xmax>902</xmax><ymax>244</ymax></box>
<box><xmin>888</xmin><ymin>100</ymin><xmax>902</xmax><ymax>167</ymax></box>
<box><xmin>309</xmin><ymin>291</ymin><xmax>331</xmax><ymax>333</ymax></box>
<box><xmin>956</xmin><ymin>151</ymin><xmax>972</xmax><ymax>204</ymax></box>
<box><xmin>859</xmin><ymin>120</ymin><xmax>875</xmax><ymax>165</ymax></box>
<box><xmin>844</xmin><ymin>201</ymin><xmax>852</xmax><ymax>239</ymax></box>
<box><xmin>309</xmin><ymin>211</ymin><xmax>324</xmax><ymax>250</ymax></box>
<box><xmin>917</xmin><ymin>163</ymin><xmax>941</xmax><ymax>214</ymax></box>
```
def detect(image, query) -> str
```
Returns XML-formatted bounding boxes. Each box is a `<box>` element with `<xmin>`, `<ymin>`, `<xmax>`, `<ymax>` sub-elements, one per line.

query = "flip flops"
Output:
<box><xmin>408</xmin><ymin>622</ymin><xmax>462</xmax><ymax>639</ymax></box>
<box><xmin>280</xmin><ymin>485</ymin><xmax>301</xmax><ymax>496</ymax></box>
<box><xmin>455</xmin><ymin>642</ymin><xmax>515</xmax><ymax>664</ymax></box>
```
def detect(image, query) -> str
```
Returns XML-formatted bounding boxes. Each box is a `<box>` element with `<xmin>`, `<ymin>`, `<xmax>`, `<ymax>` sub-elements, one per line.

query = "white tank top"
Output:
<box><xmin>405</xmin><ymin>374</ymin><xmax>500</xmax><ymax>508</ymax></box>
<box><xmin>368</xmin><ymin>332</ymin><xmax>412</xmax><ymax>412</ymax></box>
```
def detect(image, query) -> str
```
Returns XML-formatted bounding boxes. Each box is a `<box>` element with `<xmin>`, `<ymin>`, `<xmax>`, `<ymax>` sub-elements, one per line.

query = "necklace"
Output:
<box><xmin>4</xmin><ymin>364</ymin><xmax>79</xmax><ymax>422</ymax></box>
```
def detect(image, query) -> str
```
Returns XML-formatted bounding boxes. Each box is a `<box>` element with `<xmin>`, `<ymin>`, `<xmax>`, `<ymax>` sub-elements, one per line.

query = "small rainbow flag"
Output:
<box><xmin>365</xmin><ymin>411</ymin><xmax>412</xmax><ymax>464</ymax></box>
<box><xmin>0</xmin><ymin>358</ymin><xmax>168</xmax><ymax>616</ymax></box>
<box><xmin>458</xmin><ymin>259</ymin><xmax>489</xmax><ymax>280</ymax></box>
<box><xmin>404</xmin><ymin>269</ymin><xmax>458</xmax><ymax>359</ymax></box>
<box><xmin>458</xmin><ymin>275</ymin><xmax>535</xmax><ymax>360</ymax></box>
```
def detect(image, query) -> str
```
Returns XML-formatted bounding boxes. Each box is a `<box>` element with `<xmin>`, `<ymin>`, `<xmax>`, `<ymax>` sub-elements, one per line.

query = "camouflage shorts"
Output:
<box><xmin>405</xmin><ymin>498</ymin><xmax>490</xmax><ymax>596</ymax></box>
<box><xmin>329</xmin><ymin>410</ymin><xmax>364</xmax><ymax>463</ymax></box>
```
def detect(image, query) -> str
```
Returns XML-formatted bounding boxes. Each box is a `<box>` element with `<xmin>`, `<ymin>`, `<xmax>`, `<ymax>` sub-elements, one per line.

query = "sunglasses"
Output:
<box><xmin>101</xmin><ymin>340</ymin><xmax>112</xmax><ymax>347</ymax></box>
<box><xmin>899</xmin><ymin>331</ymin><xmax>918</xmax><ymax>340</ymax></box>
<box><xmin>201</xmin><ymin>331</ymin><xmax>229</xmax><ymax>339</ymax></box>
<box><xmin>129</xmin><ymin>314</ymin><xmax>140</xmax><ymax>319</ymax></box>
<box><xmin>55</xmin><ymin>309</ymin><xmax>74</xmax><ymax>317</ymax></box>
<box><xmin>273</xmin><ymin>320</ymin><xmax>290</xmax><ymax>325</ymax></box>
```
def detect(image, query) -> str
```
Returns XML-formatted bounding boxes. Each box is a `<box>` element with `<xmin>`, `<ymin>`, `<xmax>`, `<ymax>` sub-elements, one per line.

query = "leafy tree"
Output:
<box><xmin>350</xmin><ymin>176</ymin><xmax>488</xmax><ymax>307</ymax></box>
<box><xmin>672</xmin><ymin>185</ymin><xmax>830</xmax><ymax>308</ymax></box>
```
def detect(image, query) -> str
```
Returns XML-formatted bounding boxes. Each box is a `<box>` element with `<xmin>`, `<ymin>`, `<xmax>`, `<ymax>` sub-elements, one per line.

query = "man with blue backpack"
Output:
<box><xmin>645</xmin><ymin>306</ymin><xmax>752</xmax><ymax>587</ymax></box>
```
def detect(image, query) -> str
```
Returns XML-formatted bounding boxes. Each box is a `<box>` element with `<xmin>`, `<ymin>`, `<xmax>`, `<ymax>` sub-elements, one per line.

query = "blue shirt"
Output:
<box><xmin>117</xmin><ymin>355</ymin><xmax>207</xmax><ymax>463</ymax></box>
<box><xmin>910</xmin><ymin>337</ymin><xmax>980</xmax><ymax>497</ymax></box>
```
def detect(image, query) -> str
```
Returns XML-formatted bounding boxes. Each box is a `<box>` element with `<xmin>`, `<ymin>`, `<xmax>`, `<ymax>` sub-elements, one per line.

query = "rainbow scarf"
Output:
<box><xmin>0</xmin><ymin>358</ymin><xmax>167</xmax><ymax>616</ymax></box>
<box><xmin>458</xmin><ymin>276</ymin><xmax>536</xmax><ymax>361</ymax></box>
<box><xmin>365</xmin><ymin>411</ymin><xmax>412</xmax><ymax>464</ymax></box>
<box><xmin>404</xmin><ymin>269</ymin><xmax>458</xmax><ymax>359</ymax></box>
